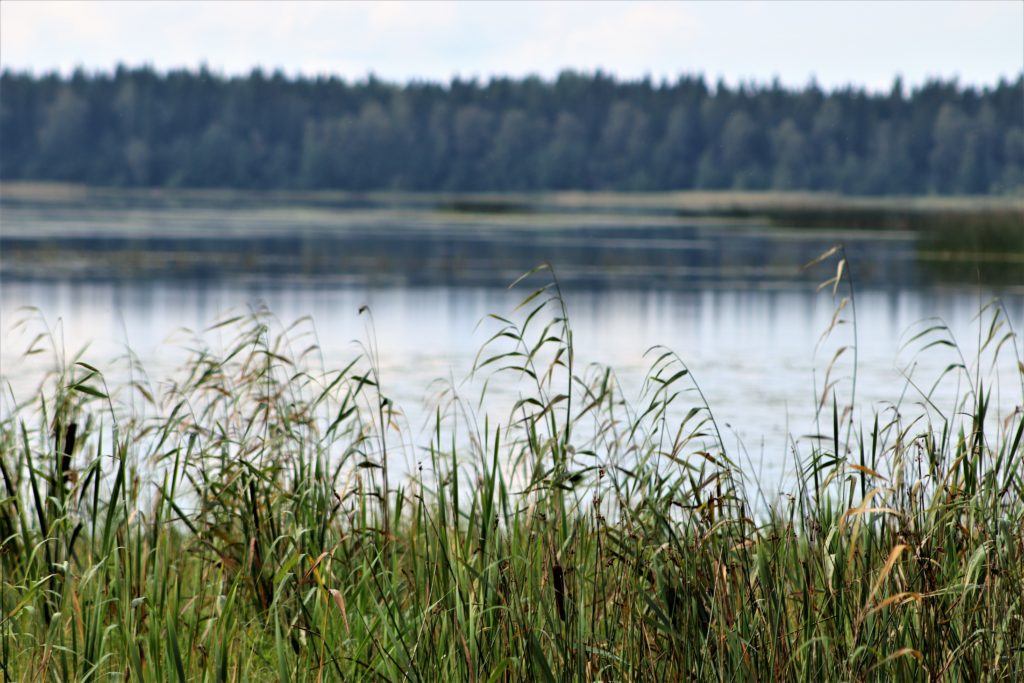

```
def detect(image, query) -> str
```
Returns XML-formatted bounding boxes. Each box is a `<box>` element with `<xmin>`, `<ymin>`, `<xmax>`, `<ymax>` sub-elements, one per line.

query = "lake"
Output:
<box><xmin>2</xmin><ymin>191</ymin><xmax>1022</xmax><ymax>488</ymax></box>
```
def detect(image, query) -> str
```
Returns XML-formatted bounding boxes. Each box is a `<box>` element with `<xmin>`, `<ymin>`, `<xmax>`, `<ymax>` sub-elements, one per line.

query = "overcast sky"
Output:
<box><xmin>2</xmin><ymin>1</ymin><xmax>1021</xmax><ymax>91</ymax></box>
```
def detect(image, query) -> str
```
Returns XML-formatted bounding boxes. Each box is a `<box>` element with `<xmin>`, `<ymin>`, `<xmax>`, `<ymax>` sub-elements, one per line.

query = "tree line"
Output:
<box><xmin>1</xmin><ymin>66</ymin><xmax>1022</xmax><ymax>195</ymax></box>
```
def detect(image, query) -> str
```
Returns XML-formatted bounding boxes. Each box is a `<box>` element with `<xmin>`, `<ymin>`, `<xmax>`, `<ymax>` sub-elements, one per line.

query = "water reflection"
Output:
<box><xmin>3</xmin><ymin>278</ymin><xmax>1021</xmax><ymax>489</ymax></box>
<box><xmin>4</xmin><ymin>195</ymin><xmax>1021</xmax><ymax>290</ymax></box>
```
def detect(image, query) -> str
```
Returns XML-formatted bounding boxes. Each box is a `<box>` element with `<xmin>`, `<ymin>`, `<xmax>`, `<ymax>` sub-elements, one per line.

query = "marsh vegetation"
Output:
<box><xmin>1</xmin><ymin>254</ymin><xmax>1022</xmax><ymax>681</ymax></box>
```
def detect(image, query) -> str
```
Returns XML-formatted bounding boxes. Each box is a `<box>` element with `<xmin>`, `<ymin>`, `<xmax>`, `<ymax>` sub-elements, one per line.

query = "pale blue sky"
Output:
<box><xmin>2</xmin><ymin>1</ymin><xmax>1021</xmax><ymax>91</ymax></box>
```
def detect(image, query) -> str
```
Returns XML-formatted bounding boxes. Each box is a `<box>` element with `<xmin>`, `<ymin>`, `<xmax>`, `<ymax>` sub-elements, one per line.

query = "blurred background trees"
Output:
<box><xmin>1</xmin><ymin>66</ymin><xmax>1021</xmax><ymax>194</ymax></box>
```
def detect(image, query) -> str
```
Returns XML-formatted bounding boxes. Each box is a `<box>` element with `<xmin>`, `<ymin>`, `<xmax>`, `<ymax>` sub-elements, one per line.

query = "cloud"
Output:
<box><xmin>1</xmin><ymin>0</ymin><xmax>1020</xmax><ymax>89</ymax></box>
<box><xmin>488</xmin><ymin>3</ymin><xmax>700</xmax><ymax>79</ymax></box>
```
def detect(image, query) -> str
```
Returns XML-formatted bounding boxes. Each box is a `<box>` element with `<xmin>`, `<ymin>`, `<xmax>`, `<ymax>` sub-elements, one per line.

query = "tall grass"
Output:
<box><xmin>1</xmin><ymin>255</ymin><xmax>1022</xmax><ymax>681</ymax></box>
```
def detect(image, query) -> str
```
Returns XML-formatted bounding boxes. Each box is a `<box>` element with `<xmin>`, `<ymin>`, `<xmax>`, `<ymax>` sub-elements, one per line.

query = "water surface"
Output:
<box><xmin>4</xmin><ymin>276</ymin><xmax>1020</xmax><ymax>488</ymax></box>
<box><xmin>3</xmin><ymin>195</ymin><xmax>1022</xmax><ymax>487</ymax></box>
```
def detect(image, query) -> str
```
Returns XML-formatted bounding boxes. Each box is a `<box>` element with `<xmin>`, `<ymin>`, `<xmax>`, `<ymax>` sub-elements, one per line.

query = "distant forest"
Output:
<box><xmin>2</xmin><ymin>67</ymin><xmax>1022</xmax><ymax>195</ymax></box>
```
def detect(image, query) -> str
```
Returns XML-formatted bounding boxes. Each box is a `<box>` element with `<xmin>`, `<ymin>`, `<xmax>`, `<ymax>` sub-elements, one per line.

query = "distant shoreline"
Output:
<box><xmin>2</xmin><ymin>185</ymin><xmax>1021</xmax><ymax>290</ymax></box>
<box><xmin>3</xmin><ymin>183</ymin><xmax>1022</xmax><ymax>231</ymax></box>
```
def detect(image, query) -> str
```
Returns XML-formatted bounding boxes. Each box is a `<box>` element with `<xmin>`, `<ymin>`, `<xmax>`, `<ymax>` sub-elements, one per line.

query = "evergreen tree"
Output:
<box><xmin>0</xmin><ymin>67</ymin><xmax>1020</xmax><ymax>195</ymax></box>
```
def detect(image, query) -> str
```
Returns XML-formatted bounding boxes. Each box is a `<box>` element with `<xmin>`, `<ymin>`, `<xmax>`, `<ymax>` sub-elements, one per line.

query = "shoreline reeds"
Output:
<box><xmin>1</xmin><ymin>256</ymin><xmax>1022</xmax><ymax>681</ymax></box>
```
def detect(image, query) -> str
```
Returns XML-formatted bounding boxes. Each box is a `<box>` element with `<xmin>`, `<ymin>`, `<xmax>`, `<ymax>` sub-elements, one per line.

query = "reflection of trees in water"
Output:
<box><xmin>914</xmin><ymin>216</ymin><xmax>1024</xmax><ymax>287</ymax></box>
<box><xmin>2</xmin><ymin>193</ymin><xmax>1018</xmax><ymax>289</ymax></box>
<box><xmin>0</xmin><ymin>223</ymin><xmax>932</xmax><ymax>289</ymax></box>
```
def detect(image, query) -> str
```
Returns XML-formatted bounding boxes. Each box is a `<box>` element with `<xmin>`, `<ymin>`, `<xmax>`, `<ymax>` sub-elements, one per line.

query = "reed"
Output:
<box><xmin>1</xmin><ymin>255</ymin><xmax>1022</xmax><ymax>681</ymax></box>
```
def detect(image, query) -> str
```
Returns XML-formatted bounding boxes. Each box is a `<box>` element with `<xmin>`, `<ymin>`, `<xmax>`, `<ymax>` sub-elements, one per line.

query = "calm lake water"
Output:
<box><xmin>2</xmin><ymin>197</ymin><xmax>1022</xmax><ymax>488</ymax></box>
<box><xmin>3</xmin><ymin>278</ymin><xmax>1022</xmax><ymax>488</ymax></box>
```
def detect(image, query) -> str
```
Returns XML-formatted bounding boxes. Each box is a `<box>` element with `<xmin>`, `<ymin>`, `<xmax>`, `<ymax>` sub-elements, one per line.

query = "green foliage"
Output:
<box><xmin>2</xmin><ymin>67</ymin><xmax>1022</xmax><ymax>194</ymax></box>
<box><xmin>1</xmin><ymin>262</ymin><xmax>1023</xmax><ymax>680</ymax></box>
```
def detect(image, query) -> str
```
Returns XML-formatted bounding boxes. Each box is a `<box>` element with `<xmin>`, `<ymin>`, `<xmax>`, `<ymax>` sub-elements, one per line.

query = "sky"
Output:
<box><xmin>1</xmin><ymin>1</ymin><xmax>1022</xmax><ymax>91</ymax></box>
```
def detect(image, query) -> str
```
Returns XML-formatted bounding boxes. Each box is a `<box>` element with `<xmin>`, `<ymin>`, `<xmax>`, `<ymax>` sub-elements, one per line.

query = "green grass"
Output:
<box><xmin>1</xmin><ymin>257</ymin><xmax>1023</xmax><ymax>681</ymax></box>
